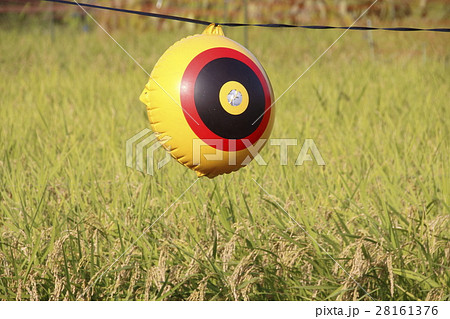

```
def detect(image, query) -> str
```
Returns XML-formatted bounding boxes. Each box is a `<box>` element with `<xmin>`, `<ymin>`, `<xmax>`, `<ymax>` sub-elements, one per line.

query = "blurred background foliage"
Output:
<box><xmin>1</xmin><ymin>0</ymin><xmax>449</xmax><ymax>31</ymax></box>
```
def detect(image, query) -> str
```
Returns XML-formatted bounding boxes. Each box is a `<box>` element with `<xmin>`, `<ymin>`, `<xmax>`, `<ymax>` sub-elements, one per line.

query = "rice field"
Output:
<box><xmin>0</xmin><ymin>16</ymin><xmax>449</xmax><ymax>300</ymax></box>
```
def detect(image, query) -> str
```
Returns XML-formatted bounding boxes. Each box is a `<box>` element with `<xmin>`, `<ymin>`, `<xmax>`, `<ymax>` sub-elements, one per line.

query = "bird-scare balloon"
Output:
<box><xmin>140</xmin><ymin>24</ymin><xmax>275</xmax><ymax>178</ymax></box>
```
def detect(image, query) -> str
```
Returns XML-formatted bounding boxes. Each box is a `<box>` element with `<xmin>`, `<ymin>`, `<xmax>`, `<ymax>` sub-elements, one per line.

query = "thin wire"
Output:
<box><xmin>43</xmin><ymin>0</ymin><xmax>450</xmax><ymax>33</ymax></box>
<box><xmin>77</xmin><ymin>178</ymin><xmax>199</xmax><ymax>300</ymax></box>
<box><xmin>252</xmin><ymin>0</ymin><xmax>379</xmax><ymax>125</ymax></box>
<box><xmin>50</xmin><ymin>0</ymin><xmax>200</xmax><ymax>126</ymax></box>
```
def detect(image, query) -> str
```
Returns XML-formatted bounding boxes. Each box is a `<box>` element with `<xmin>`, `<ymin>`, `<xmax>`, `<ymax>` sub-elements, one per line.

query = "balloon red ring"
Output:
<box><xmin>180</xmin><ymin>47</ymin><xmax>272</xmax><ymax>151</ymax></box>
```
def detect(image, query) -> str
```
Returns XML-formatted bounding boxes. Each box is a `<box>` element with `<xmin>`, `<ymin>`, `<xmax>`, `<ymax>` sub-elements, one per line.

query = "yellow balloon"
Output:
<box><xmin>140</xmin><ymin>24</ymin><xmax>275</xmax><ymax>178</ymax></box>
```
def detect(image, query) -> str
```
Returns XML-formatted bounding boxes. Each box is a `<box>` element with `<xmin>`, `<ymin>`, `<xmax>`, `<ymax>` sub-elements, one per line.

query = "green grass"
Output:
<box><xmin>0</xmin><ymin>17</ymin><xmax>449</xmax><ymax>300</ymax></box>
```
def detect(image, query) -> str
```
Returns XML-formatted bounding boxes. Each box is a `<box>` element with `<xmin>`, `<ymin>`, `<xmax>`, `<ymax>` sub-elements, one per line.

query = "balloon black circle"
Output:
<box><xmin>193</xmin><ymin>57</ymin><xmax>265</xmax><ymax>140</ymax></box>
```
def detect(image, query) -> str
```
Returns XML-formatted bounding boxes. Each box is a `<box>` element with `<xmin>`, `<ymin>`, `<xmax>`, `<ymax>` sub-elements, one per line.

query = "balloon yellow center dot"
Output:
<box><xmin>219</xmin><ymin>81</ymin><xmax>249</xmax><ymax>115</ymax></box>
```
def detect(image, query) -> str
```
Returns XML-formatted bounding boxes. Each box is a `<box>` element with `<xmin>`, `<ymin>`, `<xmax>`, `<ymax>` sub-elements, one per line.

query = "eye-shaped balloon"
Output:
<box><xmin>140</xmin><ymin>24</ymin><xmax>275</xmax><ymax>178</ymax></box>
